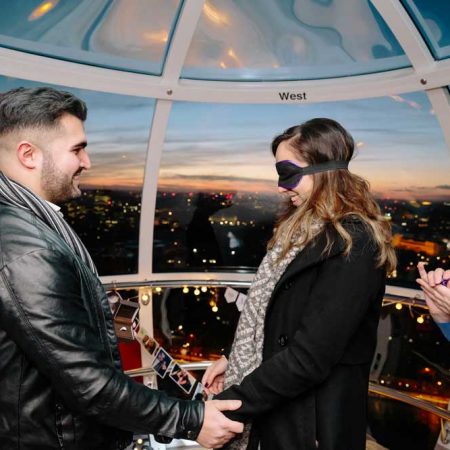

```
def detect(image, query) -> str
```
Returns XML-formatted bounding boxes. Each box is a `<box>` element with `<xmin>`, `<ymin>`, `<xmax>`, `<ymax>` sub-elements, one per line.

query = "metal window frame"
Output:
<box><xmin>0</xmin><ymin>0</ymin><xmax>448</xmax><ymax>297</ymax></box>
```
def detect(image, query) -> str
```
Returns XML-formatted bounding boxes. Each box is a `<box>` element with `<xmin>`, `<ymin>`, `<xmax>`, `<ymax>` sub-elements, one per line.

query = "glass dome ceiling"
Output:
<box><xmin>0</xmin><ymin>0</ymin><xmax>449</xmax><ymax>299</ymax></box>
<box><xmin>182</xmin><ymin>0</ymin><xmax>410</xmax><ymax>80</ymax></box>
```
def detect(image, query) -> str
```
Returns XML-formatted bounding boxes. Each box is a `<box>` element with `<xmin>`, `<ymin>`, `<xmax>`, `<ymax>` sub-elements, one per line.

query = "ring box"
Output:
<box><xmin>113</xmin><ymin>300</ymin><xmax>139</xmax><ymax>341</ymax></box>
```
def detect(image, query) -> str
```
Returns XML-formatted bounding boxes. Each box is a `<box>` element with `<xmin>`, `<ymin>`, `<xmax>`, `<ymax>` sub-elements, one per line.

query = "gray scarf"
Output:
<box><xmin>224</xmin><ymin>221</ymin><xmax>322</xmax><ymax>450</ymax></box>
<box><xmin>0</xmin><ymin>172</ymin><xmax>97</xmax><ymax>275</ymax></box>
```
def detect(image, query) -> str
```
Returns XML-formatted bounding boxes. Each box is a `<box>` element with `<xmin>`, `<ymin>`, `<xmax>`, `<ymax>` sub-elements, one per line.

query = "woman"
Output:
<box><xmin>202</xmin><ymin>118</ymin><xmax>396</xmax><ymax>450</ymax></box>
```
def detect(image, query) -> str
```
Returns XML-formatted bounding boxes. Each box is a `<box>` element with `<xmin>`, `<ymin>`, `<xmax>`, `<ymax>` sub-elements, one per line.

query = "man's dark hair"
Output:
<box><xmin>0</xmin><ymin>87</ymin><xmax>87</xmax><ymax>136</ymax></box>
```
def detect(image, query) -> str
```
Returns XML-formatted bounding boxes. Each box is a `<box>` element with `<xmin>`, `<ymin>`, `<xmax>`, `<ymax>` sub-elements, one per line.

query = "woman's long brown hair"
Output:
<box><xmin>269</xmin><ymin>118</ymin><xmax>397</xmax><ymax>273</ymax></box>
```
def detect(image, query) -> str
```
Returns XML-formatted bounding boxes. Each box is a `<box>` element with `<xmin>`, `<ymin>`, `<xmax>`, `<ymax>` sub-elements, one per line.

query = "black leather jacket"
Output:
<box><xmin>0</xmin><ymin>203</ymin><xmax>204</xmax><ymax>449</ymax></box>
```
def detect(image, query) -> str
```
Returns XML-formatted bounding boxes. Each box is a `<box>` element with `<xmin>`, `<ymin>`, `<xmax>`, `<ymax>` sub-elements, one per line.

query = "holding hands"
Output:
<box><xmin>416</xmin><ymin>262</ymin><xmax>450</xmax><ymax>323</ymax></box>
<box><xmin>197</xmin><ymin>399</ymin><xmax>243</xmax><ymax>448</ymax></box>
<box><xmin>202</xmin><ymin>355</ymin><xmax>228</xmax><ymax>395</ymax></box>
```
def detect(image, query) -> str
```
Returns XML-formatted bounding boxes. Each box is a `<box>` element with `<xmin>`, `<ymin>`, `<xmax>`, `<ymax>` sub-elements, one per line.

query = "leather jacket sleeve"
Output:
<box><xmin>216</xmin><ymin>227</ymin><xmax>385</xmax><ymax>422</ymax></box>
<box><xmin>0</xmin><ymin>248</ymin><xmax>204</xmax><ymax>440</ymax></box>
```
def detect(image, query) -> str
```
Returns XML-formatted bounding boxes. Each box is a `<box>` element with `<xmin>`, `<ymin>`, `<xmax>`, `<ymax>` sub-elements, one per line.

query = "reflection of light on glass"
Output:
<box><xmin>203</xmin><ymin>2</ymin><xmax>229</xmax><ymax>25</ymax></box>
<box><xmin>219</xmin><ymin>61</ymin><xmax>227</xmax><ymax>69</ymax></box>
<box><xmin>227</xmin><ymin>48</ymin><xmax>241</xmax><ymax>67</ymax></box>
<box><xmin>142</xmin><ymin>30</ymin><xmax>169</xmax><ymax>43</ymax></box>
<box><xmin>28</xmin><ymin>0</ymin><xmax>59</xmax><ymax>21</ymax></box>
<box><xmin>356</xmin><ymin>141</ymin><xmax>364</xmax><ymax>148</ymax></box>
<box><xmin>390</xmin><ymin>95</ymin><xmax>422</xmax><ymax>110</ymax></box>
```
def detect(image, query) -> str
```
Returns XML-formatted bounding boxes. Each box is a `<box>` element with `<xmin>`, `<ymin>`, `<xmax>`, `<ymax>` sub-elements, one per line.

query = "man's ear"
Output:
<box><xmin>16</xmin><ymin>141</ymin><xmax>42</xmax><ymax>169</ymax></box>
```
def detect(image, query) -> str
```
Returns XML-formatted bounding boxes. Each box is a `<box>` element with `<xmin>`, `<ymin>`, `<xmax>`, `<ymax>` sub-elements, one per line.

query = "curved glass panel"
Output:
<box><xmin>368</xmin><ymin>302</ymin><xmax>450</xmax><ymax>450</ymax></box>
<box><xmin>0</xmin><ymin>0</ymin><xmax>180</xmax><ymax>75</ymax></box>
<box><xmin>151</xmin><ymin>286</ymin><xmax>240</xmax><ymax>362</ymax></box>
<box><xmin>154</xmin><ymin>94</ymin><xmax>450</xmax><ymax>290</ymax></box>
<box><xmin>148</xmin><ymin>285</ymin><xmax>448</xmax><ymax>448</ymax></box>
<box><xmin>182</xmin><ymin>0</ymin><xmax>410</xmax><ymax>81</ymax></box>
<box><xmin>0</xmin><ymin>76</ymin><xmax>155</xmax><ymax>275</ymax></box>
<box><xmin>368</xmin><ymin>396</ymin><xmax>442</xmax><ymax>450</ymax></box>
<box><xmin>401</xmin><ymin>0</ymin><xmax>450</xmax><ymax>60</ymax></box>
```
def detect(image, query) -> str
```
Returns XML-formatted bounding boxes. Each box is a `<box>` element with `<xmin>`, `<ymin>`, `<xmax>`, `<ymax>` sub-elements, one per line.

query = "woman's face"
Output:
<box><xmin>275</xmin><ymin>141</ymin><xmax>314</xmax><ymax>207</ymax></box>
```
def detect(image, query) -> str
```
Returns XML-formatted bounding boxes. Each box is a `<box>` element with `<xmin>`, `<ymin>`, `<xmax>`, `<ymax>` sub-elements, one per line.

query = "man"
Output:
<box><xmin>0</xmin><ymin>87</ymin><xmax>243</xmax><ymax>449</ymax></box>
<box><xmin>417</xmin><ymin>262</ymin><xmax>450</xmax><ymax>340</ymax></box>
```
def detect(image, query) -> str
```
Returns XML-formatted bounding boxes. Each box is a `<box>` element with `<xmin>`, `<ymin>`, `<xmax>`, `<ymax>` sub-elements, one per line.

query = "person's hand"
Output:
<box><xmin>196</xmin><ymin>399</ymin><xmax>243</xmax><ymax>448</ymax></box>
<box><xmin>416</xmin><ymin>262</ymin><xmax>450</xmax><ymax>322</ymax></box>
<box><xmin>202</xmin><ymin>356</ymin><xmax>228</xmax><ymax>395</ymax></box>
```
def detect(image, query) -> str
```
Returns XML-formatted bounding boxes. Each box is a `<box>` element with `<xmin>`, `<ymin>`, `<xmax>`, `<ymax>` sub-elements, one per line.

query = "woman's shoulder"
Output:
<box><xmin>341</xmin><ymin>214</ymin><xmax>369</xmax><ymax>233</ymax></box>
<box><xmin>342</xmin><ymin>215</ymin><xmax>377</xmax><ymax>252</ymax></box>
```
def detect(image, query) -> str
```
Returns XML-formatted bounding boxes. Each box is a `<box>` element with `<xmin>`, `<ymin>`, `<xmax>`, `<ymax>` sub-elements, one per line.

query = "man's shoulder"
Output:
<box><xmin>0</xmin><ymin>203</ymin><xmax>65</xmax><ymax>262</ymax></box>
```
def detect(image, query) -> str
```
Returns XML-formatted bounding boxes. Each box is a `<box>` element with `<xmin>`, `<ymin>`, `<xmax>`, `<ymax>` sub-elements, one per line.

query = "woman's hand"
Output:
<box><xmin>202</xmin><ymin>355</ymin><xmax>228</xmax><ymax>395</ymax></box>
<box><xmin>416</xmin><ymin>262</ymin><xmax>450</xmax><ymax>322</ymax></box>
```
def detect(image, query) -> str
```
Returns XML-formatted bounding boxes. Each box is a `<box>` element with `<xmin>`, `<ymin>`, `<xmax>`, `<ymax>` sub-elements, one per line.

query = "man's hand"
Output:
<box><xmin>202</xmin><ymin>356</ymin><xmax>228</xmax><ymax>395</ymax></box>
<box><xmin>416</xmin><ymin>262</ymin><xmax>450</xmax><ymax>322</ymax></box>
<box><xmin>196</xmin><ymin>399</ymin><xmax>244</xmax><ymax>448</ymax></box>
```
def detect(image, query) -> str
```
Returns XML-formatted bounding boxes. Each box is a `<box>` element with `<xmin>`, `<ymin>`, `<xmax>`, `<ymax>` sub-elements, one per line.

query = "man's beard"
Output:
<box><xmin>41</xmin><ymin>153</ymin><xmax>81</xmax><ymax>204</ymax></box>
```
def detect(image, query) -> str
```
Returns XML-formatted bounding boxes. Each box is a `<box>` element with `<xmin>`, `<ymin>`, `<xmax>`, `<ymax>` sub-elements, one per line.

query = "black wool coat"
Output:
<box><xmin>217</xmin><ymin>218</ymin><xmax>386</xmax><ymax>450</ymax></box>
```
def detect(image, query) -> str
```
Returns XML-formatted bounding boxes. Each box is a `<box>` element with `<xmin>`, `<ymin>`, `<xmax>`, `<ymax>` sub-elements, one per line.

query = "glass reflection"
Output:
<box><xmin>368</xmin><ymin>396</ymin><xmax>441</xmax><ymax>450</ymax></box>
<box><xmin>0</xmin><ymin>0</ymin><xmax>180</xmax><ymax>74</ymax></box>
<box><xmin>401</xmin><ymin>0</ymin><xmax>450</xmax><ymax>60</ymax></box>
<box><xmin>183</xmin><ymin>0</ymin><xmax>409</xmax><ymax>81</ymax></box>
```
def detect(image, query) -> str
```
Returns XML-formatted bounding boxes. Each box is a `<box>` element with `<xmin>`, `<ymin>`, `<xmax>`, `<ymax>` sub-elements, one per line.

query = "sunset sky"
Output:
<box><xmin>1</xmin><ymin>76</ymin><xmax>449</xmax><ymax>200</ymax></box>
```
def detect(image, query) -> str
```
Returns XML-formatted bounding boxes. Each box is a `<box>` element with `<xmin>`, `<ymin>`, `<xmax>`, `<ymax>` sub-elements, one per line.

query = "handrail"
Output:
<box><xmin>124</xmin><ymin>362</ymin><xmax>450</xmax><ymax>421</ymax></box>
<box><xmin>369</xmin><ymin>383</ymin><xmax>450</xmax><ymax>421</ymax></box>
<box><xmin>104</xmin><ymin>279</ymin><xmax>427</xmax><ymax>308</ymax></box>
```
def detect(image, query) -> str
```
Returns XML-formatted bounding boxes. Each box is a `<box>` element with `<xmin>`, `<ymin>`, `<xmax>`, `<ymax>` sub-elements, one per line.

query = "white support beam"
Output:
<box><xmin>136</xmin><ymin>99</ymin><xmax>173</xmax><ymax>279</ymax></box>
<box><xmin>134</xmin><ymin>1</ymin><xmax>205</xmax><ymax>281</ymax></box>
<box><xmin>370</xmin><ymin>0</ymin><xmax>435</xmax><ymax>71</ymax></box>
<box><xmin>170</xmin><ymin>61</ymin><xmax>450</xmax><ymax>103</ymax></box>
<box><xmin>161</xmin><ymin>0</ymin><xmax>204</xmax><ymax>83</ymax></box>
<box><xmin>1</xmin><ymin>47</ymin><xmax>450</xmax><ymax>103</ymax></box>
<box><xmin>427</xmin><ymin>87</ymin><xmax>450</xmax><ymax>156</ymax></box>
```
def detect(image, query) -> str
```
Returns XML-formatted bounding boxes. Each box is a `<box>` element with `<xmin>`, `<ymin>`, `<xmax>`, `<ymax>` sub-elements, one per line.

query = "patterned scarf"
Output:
<box><xmin>224</xmin><ymin>221</ymin><xmax>322</xmax><ymax>450</ymax></box>
<box><xmin>0</xmin><ymin>172</ymin><xmax>97</xmax><ymax>275</ymax></box>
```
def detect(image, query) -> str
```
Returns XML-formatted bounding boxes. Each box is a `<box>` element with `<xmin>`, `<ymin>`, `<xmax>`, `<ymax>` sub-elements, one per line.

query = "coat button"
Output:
<box><xmin>186</xmin><ymin>430</ymin><xmax>196</xmax><ymax>440</ymax></box>
<box><xmin>284</xmin><ymin>281</ymin><xmax>292</xmax><ymax>290</ymax></box>
<box><xmin>278</xmin><ymin>335</ymin><xmax>288</xmax><ymax>346</ymax></box>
